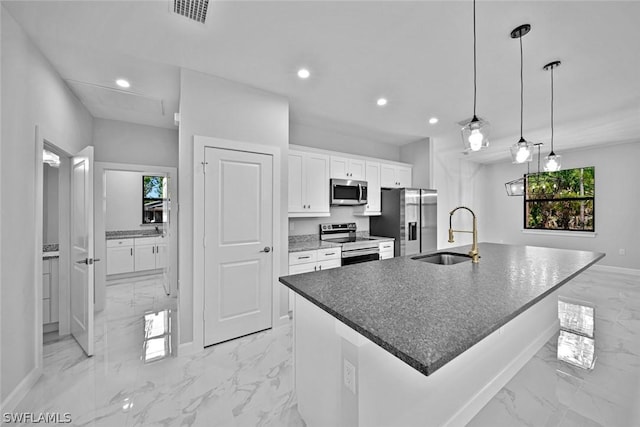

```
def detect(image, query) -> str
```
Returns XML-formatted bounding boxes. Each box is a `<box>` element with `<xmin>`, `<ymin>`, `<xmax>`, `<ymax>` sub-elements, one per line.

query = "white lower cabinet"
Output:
<box><xmin>379</xmin><ymin>241</ymin><xmax>395</xmax><ymax>260</ymax></box>
<box><xmin>288</xmin><ymin>247</ymin><xmax>342</xmax><ymax>311</ymax></box>
<box><xmin>134</xmin><ymin>239</ymin><xmax>158</xmax><ymax>272</ymax></box>
<box><xmin>107</xmin><ymin>239</ymin><xmax>135</xmax><ymax>275</ymax></box>
<box><xmin>107</xmin><ymin>236</ymin><xmax>168</xmax><ymax>276</ymax></box>
<box><xmin>42</xmin><ymin>258</ymin><xmax>59</xmax><ymax>325</ymax></box>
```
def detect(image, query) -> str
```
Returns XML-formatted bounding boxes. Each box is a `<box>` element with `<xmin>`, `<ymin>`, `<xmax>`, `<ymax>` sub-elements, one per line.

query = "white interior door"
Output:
<box><xmin>204</xmin><ymin>147</ymin><xmax>273</xmax><ymax>346</ymax></box>
<box><xmin>71</xmin><ymin>146</ymin><xmax>94</xmax><ymax>356</ymax></box>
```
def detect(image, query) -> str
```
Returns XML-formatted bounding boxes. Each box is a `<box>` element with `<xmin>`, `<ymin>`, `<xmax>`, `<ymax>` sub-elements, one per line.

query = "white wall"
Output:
<box><xmin>291</xmin><ymin>121</ymin><xmax>401</xmax><ymax>161</ymax></box>
<box><xmin>105</xmin><ymin>170</ymin><xmax>163</xmax><ymax>232</ymax></box>
<box><xmin>431</xmin><ymin>135</ymin><xmax>487</xmax><ymax>252</ymax></box>
<box><xmin>1</xmin><ymin>7</ymin><xmax>93</xmax><ymax>405</ymax></box>
<box><xmin>43</xmin><ymin>163</ymin><xmax>59</xmax><ymax>244</ymax></box>
<box><xmin>479</xmin><ymin>141</ymin><xmax>640</xmax><ymax>270</ymax></box>
<box><xmin>92</xmin><ymin>118</ymin><xmax>178</xmax><ymax>167</ymax></box>
<box><xmin>178</xmin><ymin>69</ymin><xmax>289</xmax><ymax>347</ymax></box>
<box><xmin>400</xmin><ymin>138</ymin><xmax>432</xmax><ymax>189</ymax></box>
<box><xmin>289</xmin><ymin>207</ymin><xmax>370</xmax><ymax>237</ymax></box>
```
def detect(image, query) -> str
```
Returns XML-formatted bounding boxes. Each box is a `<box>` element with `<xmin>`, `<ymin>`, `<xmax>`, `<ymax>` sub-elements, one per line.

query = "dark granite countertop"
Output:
<box><xmin>279</xmin><ymin>243</ymin><xmax>605</xmax><ymax>376</ymax></box>
<box><xmin>288</xmin><ymin>240</ymin><xmax>343</xmax><ymax>252</ymax></box>
<box><xmin>43</xmin><ymin>244</ymin><xmax>59</xmax><ymax>259</ymax></box>
<box><xmin>106</xmin><ymin>230</ymin><xmax>165</xmax><ymax>240</ymax></box>
<box><xmin>288</xmin><ymin>235</ymin><xmax>395</xmax><ymax>253</ymax></box>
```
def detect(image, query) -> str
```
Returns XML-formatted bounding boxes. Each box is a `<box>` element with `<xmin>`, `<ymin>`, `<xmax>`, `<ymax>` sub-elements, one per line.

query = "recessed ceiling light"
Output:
<box><xmin>376</xmin><ymin>98</ymin><xmax>388</xmax><ymax>107</ymax></box>
<box><xmin>116</xmin><ymin>79</ymin><xmax>130</xmax><ymax>88</ymax></box>
<box><xmin>297</xmin><ymin>68</ymin><xmax>310</xmax><ymax>79</ymax></box>
<box><xmin>429</xmin><ymin>117</ymin><xmax>439</xmax><ymax>124</ymax></box>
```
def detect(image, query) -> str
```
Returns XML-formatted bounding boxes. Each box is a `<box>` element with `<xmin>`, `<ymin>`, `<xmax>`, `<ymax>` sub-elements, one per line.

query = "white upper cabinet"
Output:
<box><xmin>354</xmin><ymin>161</ymin><xmax>381</xmax><ymax>216</ymax></box>
<box><xmin>381</xmin><ymin>163</ymin><xmax>412</xmax><ymax>188</ymax></box>
<box><xmin>330</xmin><ymin>156</ymin><xmax>365</xmax><ymax>180</ymax></box>
<box><xmin>289</xmin><ymin>150</ymin><xmax>330</xmax><ymax>217</ymax></box>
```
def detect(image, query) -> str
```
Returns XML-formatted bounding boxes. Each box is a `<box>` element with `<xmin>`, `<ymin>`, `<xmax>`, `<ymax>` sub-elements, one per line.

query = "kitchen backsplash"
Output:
<box><xmin>288</xmin><ymin>206</ymin><xmax>369</xmax><ymax>236</ymax></box>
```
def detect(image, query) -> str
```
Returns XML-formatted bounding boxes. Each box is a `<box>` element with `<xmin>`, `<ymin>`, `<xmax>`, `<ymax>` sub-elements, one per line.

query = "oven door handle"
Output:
<box><xmin>342</xmin><ymin>248</ymin><xmax>380</xmax><ymax>258</ymax></box>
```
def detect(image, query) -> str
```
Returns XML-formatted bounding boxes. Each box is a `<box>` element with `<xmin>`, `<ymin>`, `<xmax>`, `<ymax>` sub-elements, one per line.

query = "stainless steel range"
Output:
<box><xmin>320</xmin><ymin>223</ymin><xmax>380</xmax><ymax>266</ymax></box>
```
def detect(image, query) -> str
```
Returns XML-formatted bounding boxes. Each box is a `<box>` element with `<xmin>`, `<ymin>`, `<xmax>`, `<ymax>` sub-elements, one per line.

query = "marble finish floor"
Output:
<box><xmin>14</xmin><ymin>269</ymin><xmax>640</xmax><ymax>426</ymax></box>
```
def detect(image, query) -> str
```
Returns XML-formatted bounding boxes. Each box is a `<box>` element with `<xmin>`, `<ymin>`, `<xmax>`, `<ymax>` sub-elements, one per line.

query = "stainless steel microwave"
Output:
<box><xmin>330</xmin><ymin>179</ymin><xmax>368</xmax><ymax>206</ymax></box>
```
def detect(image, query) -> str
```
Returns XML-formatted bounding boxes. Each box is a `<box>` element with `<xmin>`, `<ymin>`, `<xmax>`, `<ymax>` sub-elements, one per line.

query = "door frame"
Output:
<box><xmin>33</xmin><ymin>128</ymin><xmax>74</xmax><ymax>378</ymax></box>
<box><xmin>193</xmin><ymin>136</ymin><xmax>282</xmax><ymax>352</ymax></box>
<box><xmin>94</xmin><ymin>162</ymin><xmax>179</xmax><ymax>314</ymax></box>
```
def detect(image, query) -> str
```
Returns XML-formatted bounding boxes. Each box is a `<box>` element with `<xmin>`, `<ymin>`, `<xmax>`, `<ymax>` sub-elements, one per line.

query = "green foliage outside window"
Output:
<box><xmin>525</xmin><ymin>167</ymin><xmax>595</xmax><ymax>231</ymax></box>
<box><xmin>143</xmin><ymin>175</ymin><xmax>168</xmax><ymax>224</ymax></box>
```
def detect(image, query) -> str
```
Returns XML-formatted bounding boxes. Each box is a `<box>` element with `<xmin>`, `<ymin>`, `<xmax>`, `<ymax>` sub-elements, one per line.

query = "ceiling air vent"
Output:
<box><xmin>173</xmin><ymin>0</ymin><xmax>209</xmax><ymax>24</ymax></box>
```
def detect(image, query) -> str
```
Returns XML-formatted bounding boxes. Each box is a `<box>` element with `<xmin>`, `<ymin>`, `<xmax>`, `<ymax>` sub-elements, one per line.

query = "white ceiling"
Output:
<box><xmin>4</xmin><ymin>1</ymin><xmax>640</xmax><ymax>163</ymax></box>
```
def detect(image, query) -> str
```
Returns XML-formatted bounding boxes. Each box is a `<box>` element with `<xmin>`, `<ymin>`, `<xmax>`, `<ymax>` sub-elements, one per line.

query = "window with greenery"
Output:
<box><xmin>525</xmin><ymin>167</ymin><xmax>594</xmax><ymax>231</ymax></box>
<box><xmin>142</xmin><ymin>176</ymin><xmax>168</xmax><ymax>224</ymax></box>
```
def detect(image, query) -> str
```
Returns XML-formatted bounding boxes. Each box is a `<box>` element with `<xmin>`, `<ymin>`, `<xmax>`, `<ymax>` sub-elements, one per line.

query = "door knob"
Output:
<box><xmin>260</xmin><ymin>246</ymin><xmax>271</xmax><ymax>253</ymax></box>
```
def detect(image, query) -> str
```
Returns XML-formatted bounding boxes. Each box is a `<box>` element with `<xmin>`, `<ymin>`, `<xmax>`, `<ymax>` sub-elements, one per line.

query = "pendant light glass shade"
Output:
<box><xmin>461</xmin><ymin>0</ymin><xmax>490</xmax><ymax>152</ymax></box>
<box><xmin>543</xmin><ymin>60</ymin><xmax>562</xmax><ymax>172</ymax></box>
<box><xmin>505</xmin><ymin>176</ymin><xmax>525</xmax><ymax>196</ymax></box>
<box><xmin>509</xmin><ymin>24</ymin><xmax>533</xmax><ymax>164</ymax></box>
<box><xmin>510</xmin><ymin>138</ymin><xmax>533</xmax><ymax>163</ymax></box>
<box><xmin>461</xmin><ymin>116</ymin><xmax>490</xmax><ymax>151</ymax></box>
<box><xmin>544</xmin><ymin>153</ymin><xmax>562</xmax><ymax>171</ymax></box>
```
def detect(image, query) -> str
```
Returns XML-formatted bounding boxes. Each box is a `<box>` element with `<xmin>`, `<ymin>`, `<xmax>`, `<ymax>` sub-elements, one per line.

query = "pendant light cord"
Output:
<box><xmin>519</xmin><ymin>35</ymin><xmax>524</xmax><ymax>140</ymax></box>
<box><xmin>473</xmin><ymin>0</ymin><xmax>477</xmax><ymax>117</ymax></box>
<box><xmin>550</xmin><ymin>66</ymin><xmax>555</xmax><ymax>155</ymax></box>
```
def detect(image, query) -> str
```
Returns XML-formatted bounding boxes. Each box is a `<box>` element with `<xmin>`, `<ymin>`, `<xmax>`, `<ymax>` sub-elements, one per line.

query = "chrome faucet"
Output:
<box><xmin>448</xmin><ymin>206</ymin><xmax>480</xmax><ymax>263</ymax></box>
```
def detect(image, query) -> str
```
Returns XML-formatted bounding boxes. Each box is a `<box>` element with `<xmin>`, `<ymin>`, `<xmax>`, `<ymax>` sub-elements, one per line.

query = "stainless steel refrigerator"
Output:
<box><xmin>370</xmin><ymin>188</ymin><xmax>437</xmax><ymax>257</ymax></box>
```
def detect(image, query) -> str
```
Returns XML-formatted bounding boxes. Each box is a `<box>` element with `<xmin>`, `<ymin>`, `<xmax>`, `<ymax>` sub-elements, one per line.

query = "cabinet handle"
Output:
<box><xmin>152</xmin><ymin>246</ymin><xmax>155</xmax><ymax>254</ymax></box>
<box><xmin>130</xmin><ymin>248</ymin><xmax>133</xmax><ymax>256</ymax></box>
<box><xmin>308</xmin><ymin>204</ymin><xmax>311</xmax><ymax>209</ymax></box>
<box><xmin>314</xmin><ymin>266</ymin><xmax>317</xmax><ymax>271</ymax></box>
<box><xmin>319</xmin><ymin>265</ymin><xmax>322</xmax><ymax>270</ymax></box>
<box><xmin>298</xmin><ymin>256</ymin><xmax>310</xmax><ymax>259</ymax></box>
<box><xmin>325</xmin><ymin>252</ymin><xmax>335</xmax><ymax>256</ymax></box>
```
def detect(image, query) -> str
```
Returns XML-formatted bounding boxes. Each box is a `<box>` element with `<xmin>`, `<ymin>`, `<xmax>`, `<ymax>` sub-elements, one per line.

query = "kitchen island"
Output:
<box><xmin>279</xmin><ymin>243</ymin><xmax>604</xmax><ymax>427</ymax></box>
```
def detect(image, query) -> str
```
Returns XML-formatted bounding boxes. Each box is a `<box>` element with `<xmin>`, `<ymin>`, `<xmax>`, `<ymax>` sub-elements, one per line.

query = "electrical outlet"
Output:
<box><xmin>343</xmin><ymin>359</ymin><xmax>356</xmax><ymax>394</ymax></box>
<box><xmin>619</xmin><ymin>248</ymin><xmax>626</xmax><ymax>256</ymax></box>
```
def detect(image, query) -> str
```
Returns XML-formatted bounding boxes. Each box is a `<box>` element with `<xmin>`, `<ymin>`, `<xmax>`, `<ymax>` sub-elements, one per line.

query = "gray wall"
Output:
<box><xmin>92</xmin><ymin>118</ymin><xmax>178</xmax><ymax>167</ymax></box>
<box><xmin>1</xmin><ymin>7</ymin><xmax>93</xmax><ymax>403</ymax></box>
<box><xmin>478</xmin><ymin>141</ymin><xmax>640</xmax><ymax>269</ymax></box>
<box><xmin>178</xmin><ymin>68</ymin><xmax>289</xmax><ymax>345</ymax></box>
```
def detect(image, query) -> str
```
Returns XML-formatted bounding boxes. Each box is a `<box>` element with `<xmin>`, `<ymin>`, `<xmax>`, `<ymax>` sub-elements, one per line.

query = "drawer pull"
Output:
<box><xmin>298</xmin><ymin>256</ymin><xmax>310</xmax><ymax>259</ymax></box>
<box><xmin>325</xmin><ymin>252</ymin><xmax>336</xmax><ymax>256</ymax></box>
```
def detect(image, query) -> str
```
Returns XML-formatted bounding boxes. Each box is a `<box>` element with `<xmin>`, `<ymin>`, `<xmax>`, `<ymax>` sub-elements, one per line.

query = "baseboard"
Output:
<box><xmin>447</xmin><ymin>319</ymin><xmax>559</xmax><ymax>427</ymax></box>
<box><xmin>591</xmin><ymin>264</ymin><xmax>640</xmax><ymax>276</ymax></box>
<box><xmin>106</xmin><ymin>270</ymin><xmax>165</xmax><ymax>285</ymax></box>
<box><xmin>0</xmin><ymin>367</ymin><xmax>42</xmax><ymax>416</ymax></box>
<box><xmin>178</xmin><ymin>341</ymin><xmax>196</xmax><ymax>357</ymax></box>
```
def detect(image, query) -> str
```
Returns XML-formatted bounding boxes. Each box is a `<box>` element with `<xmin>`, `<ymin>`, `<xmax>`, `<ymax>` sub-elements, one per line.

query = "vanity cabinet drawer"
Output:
<box><xmin>107</xmin><ymin>239</ymin><xmax>133</xmax><ymax>248</ymax></box>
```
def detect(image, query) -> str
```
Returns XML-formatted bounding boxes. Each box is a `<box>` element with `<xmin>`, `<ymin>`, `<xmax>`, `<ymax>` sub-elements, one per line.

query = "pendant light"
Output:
<box><xmin>509</xmin><ymin>24</ymin><xmax>534</xmax><ymax>164</ymax></box>
<box><xmin>543</xmin><ymin>61</ymin><xmax>562</xmax><ymax>171</ymax></box>
<box><xmin>505</xmin><ymin>175</ymin><xmax>526</xmax><ymax>196</ymax></box>
<box><xmin>460</xmin><ymin>0</ymin><xmax>490</xmax><ymax>152</ymax></box>
<box><xmin>506</xmin><ymin>142</ymin><xmax>543</xmax><ymax>196</ymax></box>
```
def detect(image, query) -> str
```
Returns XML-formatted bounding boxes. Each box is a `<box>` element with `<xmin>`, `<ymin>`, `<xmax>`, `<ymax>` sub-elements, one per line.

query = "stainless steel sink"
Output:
<box><xmin>411</xmin><ymin>252</ymin><xmax>472</xmax><ymax>265</ymax></box>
